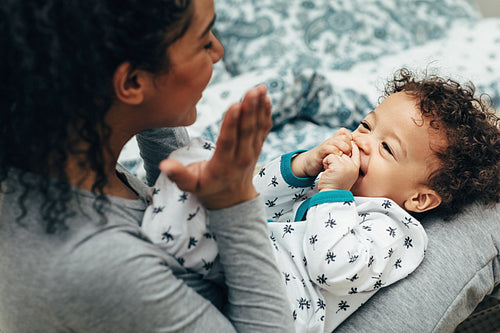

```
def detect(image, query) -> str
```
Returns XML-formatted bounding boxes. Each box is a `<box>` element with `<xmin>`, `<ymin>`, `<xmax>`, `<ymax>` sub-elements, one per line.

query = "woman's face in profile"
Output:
<box><xmin>146</xmin><ymin>0</ymin><xmax>225</xmax><ymax>128</ymax></box>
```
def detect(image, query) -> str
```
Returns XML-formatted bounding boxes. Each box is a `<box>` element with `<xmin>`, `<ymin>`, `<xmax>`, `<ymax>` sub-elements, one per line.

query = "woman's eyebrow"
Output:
<box><xmin>200</xmin><ymin>15</ymin><xmax>216</xmax><ymax>39</ymax></box>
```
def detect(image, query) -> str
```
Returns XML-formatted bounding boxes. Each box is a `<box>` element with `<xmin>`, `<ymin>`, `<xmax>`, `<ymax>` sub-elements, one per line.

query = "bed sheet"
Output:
<box><xmin>190</xmin><ymin>18</ymin><xmax>500</xmax><ymax>160</ymax></box>
<box><xmin>119</xmin><ymin>3</ymin><xmax>500</xmax><ymax>181</ymax></box>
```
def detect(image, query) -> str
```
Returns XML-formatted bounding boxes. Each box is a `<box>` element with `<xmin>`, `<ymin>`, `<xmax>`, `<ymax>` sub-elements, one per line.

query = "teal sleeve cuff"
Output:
<box><xmin>280</xmin><ymin>150</ymin><xmax>316</xmax><ymax>188</ymax></box>
<box><xmin>310</xmin><ymin>190</ymin><xmax>354</xmax><ymax>206</ymax></box>
<box><xmin>294</xmin><ymin>190</ymin><xmax>354</xmax><ymax>221</ymax></box>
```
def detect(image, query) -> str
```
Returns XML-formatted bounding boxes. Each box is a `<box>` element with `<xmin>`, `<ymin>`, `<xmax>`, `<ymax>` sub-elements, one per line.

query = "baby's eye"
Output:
<box><xmin>360</xmin><ymin>121</ymin><xmax>370</xmax><ymax>130</ymax></box>
<box><xmin>382</xmin><ymin>142</ymin><xmax>393</xmax><ymax>156</ymax></box>
<box><xmin>204</xmin><ymin>41</ymin><xmax>213</xmax><ymax>50</ymax></box>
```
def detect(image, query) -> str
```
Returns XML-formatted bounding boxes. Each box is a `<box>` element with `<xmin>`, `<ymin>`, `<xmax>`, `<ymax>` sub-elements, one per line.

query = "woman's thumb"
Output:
<box><xmin>159</xmin><ymin>158</ymin><xmax>196</xmax><ymax>192</ymax></box>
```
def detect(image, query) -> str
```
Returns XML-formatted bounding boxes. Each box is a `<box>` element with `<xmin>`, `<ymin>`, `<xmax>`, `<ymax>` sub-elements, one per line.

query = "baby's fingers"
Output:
<box><xmin>350</xmin><ymin>141</ymin><xmax>360</xmax><ymax>169</ymax></box>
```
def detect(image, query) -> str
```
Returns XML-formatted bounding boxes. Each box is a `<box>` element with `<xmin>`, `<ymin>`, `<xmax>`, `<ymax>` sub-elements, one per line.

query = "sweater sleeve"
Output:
<box><xmin>136</xmin><ymin>127</ymin><xmax>190</xmax><ymax>186</ymax></box>
<box><xmin>53</xmin><ymin>202</ymin><xmax>293</xmax><ymax>333</ymax></box>
<box><xmin>207</xmin><ymin>196</ymin><xmax>295</xmax><ymax>332</ymax></box>
<box><xmin>303</xmin><ymin>193</ymin><xmax>428</xmax><ymax>296</ymax></box>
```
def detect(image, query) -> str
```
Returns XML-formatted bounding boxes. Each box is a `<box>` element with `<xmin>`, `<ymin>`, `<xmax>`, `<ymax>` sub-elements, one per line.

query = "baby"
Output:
<box><xmin>142</xmin><ymin>68</ymin><xmax>499</xmax><ymax>332</ymax></box>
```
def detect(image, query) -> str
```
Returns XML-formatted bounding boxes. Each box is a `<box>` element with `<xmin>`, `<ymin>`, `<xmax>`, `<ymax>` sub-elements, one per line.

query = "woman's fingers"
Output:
<box><xmin>160</xmin><ymin>85</ymin><xmax>271</xmax><ymax>210</ymax></box>
<box><xmin>254</xmin><ymin>88</ymin><xmax>272</xmax><ymax>152</ymax></box>
<box><xmin>236</xmin><ymin>85</ymin><xmax>269</xmax><ymax>163</ymax></box>
<box><xmin>211</xmin><ymin>103</ymin><xmax>241</xmax><ymax>165</ymax></box>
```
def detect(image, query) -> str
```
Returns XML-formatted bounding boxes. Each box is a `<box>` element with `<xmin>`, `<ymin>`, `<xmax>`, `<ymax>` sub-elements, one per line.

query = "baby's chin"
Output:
<box><xmin>350</xmin><ymin>178</ymin><xmax>378</xmax><ymax>198</ymax></box>
<box><xmin>350</xmin><ymin>177</ymin><xmax>364</xmax><ymax>196</ymax></box>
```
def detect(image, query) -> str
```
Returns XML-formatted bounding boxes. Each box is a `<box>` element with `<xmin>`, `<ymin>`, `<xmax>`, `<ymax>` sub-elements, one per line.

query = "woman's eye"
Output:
<box><xmin>382</xmin><ymin>142</ymin><xmax>393</xmax><ymax>156</ymax></box>
<box><xmin>204</xmin><ymin>41</ymin><xmax>213</xmax><ymax>50</ymax></box>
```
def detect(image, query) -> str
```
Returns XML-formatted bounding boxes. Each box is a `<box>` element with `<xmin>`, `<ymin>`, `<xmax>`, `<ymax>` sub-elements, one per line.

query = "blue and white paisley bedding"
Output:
<box><xmin>119</xmin><ymin>0</ymin><xmax>500</xmax><ymax>180</ymax></box>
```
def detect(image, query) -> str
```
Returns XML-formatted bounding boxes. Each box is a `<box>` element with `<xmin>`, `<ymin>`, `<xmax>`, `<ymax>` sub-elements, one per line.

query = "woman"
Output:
<box><xmin>0</xmin><ymin>0</ymin><xmax>293</xmax><ymax>332</ymax></box>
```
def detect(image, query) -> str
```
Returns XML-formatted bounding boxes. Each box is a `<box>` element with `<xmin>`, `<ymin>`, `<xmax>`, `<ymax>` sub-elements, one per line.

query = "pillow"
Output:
<box><xmin>335</xmin><ymin>202</ymin><xmax>500</xmax><ymax>332</ymax></box>
<box><xmin>214</xmin><ymin>0</ymin><xmax>481</xmax><ymax>76</ymax></box>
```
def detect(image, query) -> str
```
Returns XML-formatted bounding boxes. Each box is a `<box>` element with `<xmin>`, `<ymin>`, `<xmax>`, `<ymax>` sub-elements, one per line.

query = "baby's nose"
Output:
<box><xmin>353</xmin><ymin>134</ymin><xmax>370</xmax><ymax>154</ymax></box>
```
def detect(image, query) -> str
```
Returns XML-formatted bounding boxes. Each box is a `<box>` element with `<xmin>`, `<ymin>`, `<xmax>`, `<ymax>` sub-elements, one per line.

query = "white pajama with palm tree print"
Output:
<box><xmin>142</xmin><ymin>139</ymin><xmax>428</xmax><ymax>333</ymax></box>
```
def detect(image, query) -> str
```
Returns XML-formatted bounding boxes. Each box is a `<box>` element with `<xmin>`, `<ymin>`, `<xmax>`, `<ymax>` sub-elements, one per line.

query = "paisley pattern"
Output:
<box><xmin>119</xmin><ymin>0</ymin><xmax>500</xmax><ymax>180</ymax></box>
<box><xmin>214</xmin><ymin>0</ymin><xmax>480</xmax><ymax>75</ymax></box>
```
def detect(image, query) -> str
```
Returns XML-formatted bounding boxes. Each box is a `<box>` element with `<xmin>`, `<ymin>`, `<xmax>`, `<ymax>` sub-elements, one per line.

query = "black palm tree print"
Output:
<box><xmin>309</xmin><ymin>234</ymin><xmax>318</xmax><ymax>249</ymax></box>
<box><xmin>324</xmin><ymin>213</ymin><xmax>337</xmax><ymax>228</ymax></box>
<box><xmin>153</xmin><ymin>206</ymin><xmax>165</xmax><ymax>214</ymax></box>
<box><xmin>161</xmin><ymin>226</ymin><xmax>174</xmax><ymax>242</ymax></box>
<box><xmin>188</xmin><ymin>236</ymin><xmax>198</xmax><ymax>249</ymax></box>
<box><xmin>402</xmin><ymin>216</ymin><xmax>418</xmax><ymax>228</ymax></box>
<box><xmin>386</xmin><ymin>226</ymin><xmax>397</xmax><ymax>237</ymax></box>
<box><xmin>202</xmin><ymin>141</ymin><xmax>215</xmax><ymax>150</ymax></box>
<box><xmin>292</xmin><ymin>189</ymin><xmax>306</xmax><ymax>202</ymax></box>
<box><xmin>273</xmin><ymin>209</ymin><xmax>284</xmax><ymax>219</ymax></box>
<box><xmin>347</xmin><ymin>251</ymin><xmax>359</xmax><ymax>263</ymax></box>
<box><xmin>283</xmin><ymin>224</ymin><xmax>294</xmax><ymax>238</ymax></box>
<box><xmin>258</xmin><ymin>167</ymin><xmax>266</xmax><ymax>177</ymax></box>
<box><xmin>269</xmin><ymin>176</ymin><xmax>279</xmax><ymax>187</ymax></box>
<box><xmin>283</xmin><ymin>272</ymin><xmax>291</xmax><ymax>285</ymax></box>
<box><xmin>187</xmin><ymin>206</ymin><xmax>201</xmax><ymax>221</ymax></box>
<box><xmin>178</xmin><ymin>192</ymin><xmax>188</xmax><ymax>202</ymax></box>
<box><xmin>382</xmin><ymin>200</ymin><xmax>392</xmax><ymax>209</ymax></box>
<box><xmin>325</xmin><ymin>250</ymin><xmax>336</xmax><ymax>264</ymax></box>
<box><xmin>316</xmin><ymin>274</ymin><xmax>330</xmax><ymax>286</ymax></box>
<box><xmin>348</xmin><ymin>287</ymin><xmax>358</xmax><ymax>294</ymax></box>
<box><xmin>201</xmin><ymin>259</ymin><xmax>214</xmax><ymax>271</ymax></box>
<box><xmin>394</xmin><ymin>258</ymin><xmax>402</xmax><ymax>269</ymax></box>
<box><xmin>316</xmin><ymin>298</ymin><xmax>326</xmax><ymax>312</ymax></box>
<box><xmin>384</xmin><ymin>248</ymin><xmax>394</xmax><ymax>259</ymax></box>
<box><xmin>297</xmin><ymin>297</ymin><xmax>311</xmax><ymax>310</ymax></box>
<box><xmin>266</xmin><ymin>197</ymin><xmax>278</xmax><ymax>207</ymax></box>
<box><xmin>336</xmin><ymin>300</ymin><xmax>350</xmax><ymax>313</ymax></box>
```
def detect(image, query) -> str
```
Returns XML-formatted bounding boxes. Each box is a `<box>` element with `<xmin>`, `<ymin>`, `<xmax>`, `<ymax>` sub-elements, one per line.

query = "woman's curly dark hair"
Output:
<box><xmin>384</xmin><ymin>68</ymin><xmax>500</xmax><ymax>219</ymax></box>
<box><xmin>0</xmin><ymin>0</ymin><xmax>192</xmax><ymax>233</ymax></box>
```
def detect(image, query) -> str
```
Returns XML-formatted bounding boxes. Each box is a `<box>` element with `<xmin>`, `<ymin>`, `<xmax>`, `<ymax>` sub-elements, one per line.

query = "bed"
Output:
<box><xmin>119</xmin><ymin>0</ymin><xmax>500</xmax><ymax>331</ymax></box>
<box><xmin>122</xmin><ymin>0</ymin><xmax>500</xmax><ymax>175</ymax></box>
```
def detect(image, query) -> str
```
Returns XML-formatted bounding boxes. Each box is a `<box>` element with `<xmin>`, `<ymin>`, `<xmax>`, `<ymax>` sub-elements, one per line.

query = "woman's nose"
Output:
<box><xmin>211</xmin><ymin>34</ymin><xmax>225</xmax><ymax>64</ymax></box>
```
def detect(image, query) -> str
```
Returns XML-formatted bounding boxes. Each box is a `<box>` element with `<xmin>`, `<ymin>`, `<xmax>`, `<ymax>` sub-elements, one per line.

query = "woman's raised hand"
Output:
<box><xmin>159</xmin><ymin>85</ymin><xmax>272</xmax><ymax>210</ymax></box>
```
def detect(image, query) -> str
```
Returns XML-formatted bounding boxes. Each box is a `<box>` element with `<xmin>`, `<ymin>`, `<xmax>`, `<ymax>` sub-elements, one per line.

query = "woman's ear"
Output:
<box><xmin>403</xmin><ymin>188</ymin><xmax>442</xmax><ymax>213</ymax></box>
<box><xmin>112</xmin><ymin>62</ymin><xmax>147</xmax><ymax>105</ymax></box>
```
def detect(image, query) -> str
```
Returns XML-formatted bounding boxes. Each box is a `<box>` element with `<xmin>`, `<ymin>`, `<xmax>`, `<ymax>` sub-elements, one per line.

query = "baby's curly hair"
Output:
<box><xmin>384</xmin><ymin>68</ymin><xmax>499</xmax><ymax>219</ymax></box>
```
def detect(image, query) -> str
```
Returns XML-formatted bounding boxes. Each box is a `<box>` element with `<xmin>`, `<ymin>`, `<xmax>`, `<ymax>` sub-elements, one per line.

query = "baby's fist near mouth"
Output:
<box><xmin>319</xmin><ymin>142</ymin><xmax>360</xmax><ymax>192</ymax></box>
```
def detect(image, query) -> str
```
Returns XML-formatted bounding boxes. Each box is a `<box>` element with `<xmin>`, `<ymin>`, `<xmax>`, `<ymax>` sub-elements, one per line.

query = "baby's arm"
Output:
<box><xmin>254</xmin><ymin>152</ymin><xmax>316</xmax><ymax>221</ymax></box>
<box><xmin>303</xmin><ymin>196</ymin><xmax>427</xmax><ymax>296</ymax></box>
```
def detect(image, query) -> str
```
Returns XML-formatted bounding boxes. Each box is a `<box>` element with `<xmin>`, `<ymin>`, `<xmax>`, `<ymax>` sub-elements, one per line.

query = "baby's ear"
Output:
<box><xmin>404</xmin><ymin>188</ymin><xmax>442</xmax><ymax>213</ymax></box>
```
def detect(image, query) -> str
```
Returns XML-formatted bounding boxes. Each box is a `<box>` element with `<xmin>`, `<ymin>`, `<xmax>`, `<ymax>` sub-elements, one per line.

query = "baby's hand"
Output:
<box><xmin>318</xmin><ymin>142</ymin><xmax>360</xmax><ymax>191</ymax></box>
<box><xmin>291</xmin><ymin>128</ymin><xmax>353</xmax><ymax>178</ymax></box>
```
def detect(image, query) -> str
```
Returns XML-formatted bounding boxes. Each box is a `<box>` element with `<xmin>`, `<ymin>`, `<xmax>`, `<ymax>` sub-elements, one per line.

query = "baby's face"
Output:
<box><xmin>350</xmin><ymin>91</ymin><xmax>444</xmax><ymax>210</ymax></box>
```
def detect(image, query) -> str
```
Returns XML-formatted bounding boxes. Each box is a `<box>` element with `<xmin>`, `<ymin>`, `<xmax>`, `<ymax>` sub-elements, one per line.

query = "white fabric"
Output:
<box><xmin>142</xmin><ymin>139</ymin><xmax>428</xmax><ymax>332</ymax></box>
<box><xmin>142</xmin><ymin>138</ymin><xmax>219</xmax><ymax>275</ymax></box>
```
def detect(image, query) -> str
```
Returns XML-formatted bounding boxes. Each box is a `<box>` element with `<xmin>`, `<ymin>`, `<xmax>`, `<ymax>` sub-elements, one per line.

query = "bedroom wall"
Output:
<box><xmin>475</xmin><ymin>0</ymin><xmax>500</xmax><ymax>17</ymax></box>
